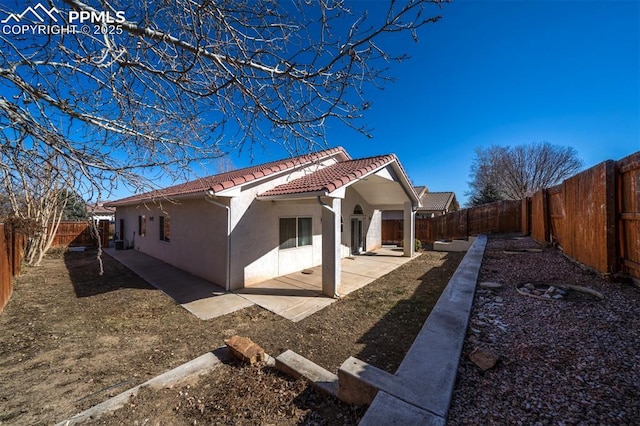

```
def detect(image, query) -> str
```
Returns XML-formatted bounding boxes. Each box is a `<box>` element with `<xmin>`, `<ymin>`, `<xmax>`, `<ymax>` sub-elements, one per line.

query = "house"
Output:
<box><xmin>382</xmin><ymin>186</ymin><xmax>458</xmax><ymax>220</ymax></box>
<box><xmin>86</xmin><ymin>202</ymin><xmax>116</xmax><ymax>222</ymax></box>
<box><xmin>415</xmin><ymin>190</ymin><xmax>458</xmax><ymax>219</ymax></box>
<box><xmin>108</xmin><ymin>147</ymin><xmax>420</xmax><ymax>297</ymax></box>
<box><xmin>381</xmin><ymin>187</ymin><xmax>458</xmax><ymax>244</ymax></box>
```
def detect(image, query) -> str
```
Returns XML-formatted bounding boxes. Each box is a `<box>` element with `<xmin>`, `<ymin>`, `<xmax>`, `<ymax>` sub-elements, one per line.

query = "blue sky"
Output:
<box><xmin>225</xmin><ymin>0</ymin><xmax>640</xmax><ymax>206</ymax></box>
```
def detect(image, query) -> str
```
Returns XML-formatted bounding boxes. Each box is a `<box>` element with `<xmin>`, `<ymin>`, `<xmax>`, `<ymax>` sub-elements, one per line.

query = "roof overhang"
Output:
<box><xmin>107</xmin><ymin>190</ymin><xmax>232</xmax><ymax>207</ymax></box>
<box><xmin>257</xmin><ymin>158</ymin><xmax>420</xmax><ymax>208</ymax></box>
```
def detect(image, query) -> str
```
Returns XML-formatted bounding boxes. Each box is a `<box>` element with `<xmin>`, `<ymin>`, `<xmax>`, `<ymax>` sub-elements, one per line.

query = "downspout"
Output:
<box><xmin>317</xmin><ymin>195</ymin><xmax>334</xmax><ymax>213</ymax></box>
<box><xmin>205</xmin><ymin>192</ymin><xmax>230</xmax><ymax>292</ymax></box>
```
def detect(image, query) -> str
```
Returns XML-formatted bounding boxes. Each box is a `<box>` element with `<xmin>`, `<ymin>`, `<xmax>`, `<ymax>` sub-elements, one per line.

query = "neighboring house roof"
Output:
<box><xmin>413</xmin><ymin>185</ymin><xmax>429</xmax><ymax>198</ymax></box>
<box><xmin>419</xmin><ymin>192</ymin><xmax>456</xmax><ymax>211</ymax></box>
<box><xmin>109</xmin><ymin>147</ymin><xmax>350</xmax><ymax>206</ymax></box>
<box><xmin>259</xmin><ymin>154</ymin><xmax>406</xmax><ymax>198</ymax></box>
<box><xmin>87</xmin><ymin>202</ymin><xmax>115</xmax><ymax>215</ymax></box>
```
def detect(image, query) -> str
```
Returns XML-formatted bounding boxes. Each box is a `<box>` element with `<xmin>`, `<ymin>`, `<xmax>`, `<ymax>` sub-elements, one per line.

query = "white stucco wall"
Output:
<box><xmin>229</xmin><ymin>197</ymin><xmax>323</xmax><ymax>289</ymax></box>
<box><xmin>114</xmin><ymin>198</ymin><xmax>228</xmax><ymax>286</ymax></box>
<box><xmin>113</xmin><ymin>155</ymin><xmax>400</xmax><ymax>290</ymax></box>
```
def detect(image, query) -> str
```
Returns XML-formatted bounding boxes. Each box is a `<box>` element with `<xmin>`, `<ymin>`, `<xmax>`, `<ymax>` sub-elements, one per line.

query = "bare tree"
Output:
<box><xmin>468</xmin><ymin>142</ymin><xmax>583</xmax><ymax>203</ymax></box>
<box><xmin>1</xmin><ymin>140</ymin><xmax>75</xmax><ymax>265</ymax></box>
<box><xmin>1</xmin><ymin>0</ymin><xmax>446</xmax><ymax>194</ymax></box>
<box><xmin>1</xmin><ymin>0</ymin><xmax>446</xmax><ymax>263</ymax></box>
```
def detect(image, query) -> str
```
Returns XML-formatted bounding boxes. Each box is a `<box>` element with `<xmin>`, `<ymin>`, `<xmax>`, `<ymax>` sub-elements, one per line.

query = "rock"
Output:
<box><xmin>495</xmin><ymin>297</ymin><xmax>504</xmax><ymax>303</ymax></box>
<box><xmin>524</xmin><ymin>283</ymin><xmax>536</xmax><ymax>291</ymax></box>
<box><xmin>469</xmin><ymin>347</ymin><xmax>500</xmax><ymax>371</ymax></box>
<box><xmin>480</xmin><ymin>281</ymin><xmax>503</xmax><ymax>290</ymax></box>
<box><xmin>552</xmin><ymin>294</ymin><xmax>564</xmax><ymax>300</ymax></box>
<box><xmin>519</xmin><ymin>287</ymin><xmax>531</xmax><ymax>294</ymax></box>
<box><xmin>224</xmin><ymin>335</ymin><xmax>265</xmax><ymax>365</ymax></box>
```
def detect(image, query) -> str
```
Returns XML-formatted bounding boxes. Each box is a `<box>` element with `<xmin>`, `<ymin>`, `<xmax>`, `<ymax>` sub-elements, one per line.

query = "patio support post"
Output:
<box><xmin>403</xmin><ymin>201</ymin><xmax>415</xmax><ymax>257</ymax></box>
<box><xmin>321</xmin><ymin>197</ymin><xmax>341</xmax><ymax>297</ymax></box>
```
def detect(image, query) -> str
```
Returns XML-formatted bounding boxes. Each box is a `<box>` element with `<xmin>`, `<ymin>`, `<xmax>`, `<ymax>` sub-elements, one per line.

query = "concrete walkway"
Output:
<box><xmin>105</xmin><ymin>247</ymin><xmax>415</xmax><ymax>322</ymax></box>
<box><xmin>104</xmin><ymin>248</ymin><xmax>253</xmax><ymax>320</ymax></box>
<box><xmin>360</xmin><ymin>235</ymin><xmax>487</xmax><ymax>425</ymax></box>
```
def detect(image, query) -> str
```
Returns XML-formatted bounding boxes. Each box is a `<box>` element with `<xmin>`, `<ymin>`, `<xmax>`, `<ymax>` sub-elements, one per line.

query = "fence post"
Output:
<box><xmin>604</xmin><ymin>160</ymin><xmax>617</xmax><ymax>273</ymax></box>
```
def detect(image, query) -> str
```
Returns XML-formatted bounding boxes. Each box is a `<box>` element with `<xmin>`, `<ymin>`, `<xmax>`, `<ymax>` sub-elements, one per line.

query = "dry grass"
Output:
<box><xmin>0</xmin><ymin>248</ymin><xmax>463</xmax><ymax>424</ymax></box>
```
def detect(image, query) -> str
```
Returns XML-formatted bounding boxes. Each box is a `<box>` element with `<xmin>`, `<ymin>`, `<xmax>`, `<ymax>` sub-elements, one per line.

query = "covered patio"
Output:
<box><xmin>237</xmin><ymin>247</ymin><xmax>416</xmax><ymax>321</ymax></box>
<box><xmin>105</xmin><ymin>246</ymin><xmax>416</xmax><ymax>322</ymax></box>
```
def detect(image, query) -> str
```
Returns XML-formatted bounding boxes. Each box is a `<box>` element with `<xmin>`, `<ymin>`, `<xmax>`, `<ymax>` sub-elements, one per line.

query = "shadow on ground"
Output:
<box><xmin>353</xmin><ymin>251</ymin><xmax>464</xmax><ymax>372</ymax></box>
<box><xmin>63</xmin><ymin>249</ymin><xmax>156</xmax><ymax>297</ymax></box>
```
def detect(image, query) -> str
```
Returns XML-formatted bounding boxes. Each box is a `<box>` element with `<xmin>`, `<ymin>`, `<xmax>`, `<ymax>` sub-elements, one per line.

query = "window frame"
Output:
<box><xmin>279</xmin><ymin>216</ymin><xmax>312</xmax><ymax>250</ymax></box>
<box><xmin>159</xmin><ymin>215</ymin><xmax>170</xmax><ymax>242</ymax></box>
<box><xmin>138</xmin><ymin>215</ymin><xmax>146</xmax><ymax>237</ymax></box>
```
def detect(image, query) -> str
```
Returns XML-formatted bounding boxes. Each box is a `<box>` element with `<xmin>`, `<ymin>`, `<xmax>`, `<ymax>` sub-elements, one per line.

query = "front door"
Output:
<box><xmin>351</xmin><ymin>218</ymin><xmax>364</xmax><ymax>254</ymax></box>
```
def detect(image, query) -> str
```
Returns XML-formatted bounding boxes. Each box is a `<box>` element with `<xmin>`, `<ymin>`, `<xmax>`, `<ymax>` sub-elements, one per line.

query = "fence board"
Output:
<box><xmin>617</xmin><ymin>152</ymin><xmax>640</xmax><ymax>280</ymax></box>
<box><xmin>0</xmin><ymin>224</ymin><xmax>11</xmax><ymax>313</ymax></box>
<box><xmin>531</xmin><ymin>189</ymin><xmax>548</xmax><ymax>243</ymax></box>
<box><xmin>561</xmin><ymin>161</ymin><xmax>616</xmax><ymax>273</ymax></box>
<box><xmin>547</xmin><ymin>185</ymin><xmax>564</xmax><ymax>248</ymax></box>
<box><xmin>414</xmin><ymin>200</ymin><xmax>521</xmax><ymax>243</ymax></box>
<box><xmin>382</xmin><ymin>220</ymin><xmax>403</xmax><ymax>245</ymax></box>
<box><xmin>521</xmin><ymin>197</ymin><xmax>531</xmax><ymax>235</ymax></box>
<box><xmin>50</xmin><ymin>221</ymin><xmax>96</xmax><ymax>247</ymax></box>
<box><xmin>0</xmin><ymin>223</ymin><xmax>24</xmax><ymax>313</ymax></box>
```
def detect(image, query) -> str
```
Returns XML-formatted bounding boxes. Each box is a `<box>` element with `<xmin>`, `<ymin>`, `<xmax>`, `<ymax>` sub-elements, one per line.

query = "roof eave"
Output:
<box><xmin>107</xmin><ymin>190</ymin><xmax>232</xmax><ymax>207</ymax></box>
<box><xmin>256</xmin><ymin>190</ymin><xmax>329</xmax><ymax>201</ymax></box>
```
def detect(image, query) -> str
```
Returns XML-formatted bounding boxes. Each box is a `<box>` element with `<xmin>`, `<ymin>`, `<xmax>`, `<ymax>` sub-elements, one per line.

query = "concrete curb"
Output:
<box><xmin>360</xmin><ymin>235</ymin><xmax>488</xmax><ymax>425</ymax></box>
<box><xmin>56</xmin><ymin>347</ymin><xmax>231</xmax><ymax>425</ymax></box>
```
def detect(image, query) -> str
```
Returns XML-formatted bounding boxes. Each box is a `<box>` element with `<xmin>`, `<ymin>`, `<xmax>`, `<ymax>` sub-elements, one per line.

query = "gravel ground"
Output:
<box><xmin>448</xmin><ymin>235</ymin><xmax>640</xmax><ymax>425</ymax></box>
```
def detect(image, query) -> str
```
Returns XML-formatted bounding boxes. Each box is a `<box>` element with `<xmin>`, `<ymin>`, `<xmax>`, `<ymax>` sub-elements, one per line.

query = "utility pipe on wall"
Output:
<box><xmin>317</xmin><ymin>195</ymin><xmax>334</xmax><ymax>213</ymax></box>
<box><xmin>205</xmin><ymin>192</ymin><xmax>230</xmax><ymax>292</ymax></box>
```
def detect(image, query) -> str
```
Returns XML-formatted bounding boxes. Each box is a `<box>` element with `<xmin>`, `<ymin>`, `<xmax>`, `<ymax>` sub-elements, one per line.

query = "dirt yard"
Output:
<box><xmin>0</xmin><ymin>247</ymin><xmax>463</xmax><ymax>424</ymax></box>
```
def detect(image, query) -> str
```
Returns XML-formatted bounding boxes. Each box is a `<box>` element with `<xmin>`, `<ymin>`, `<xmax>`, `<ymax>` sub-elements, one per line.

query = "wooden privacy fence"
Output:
<box><xmin>51</xmin><ymin>220</ymin><xmax>110</xmax><ymax>248</ymax></box>
<box><xmin>383</xmin><ymin>200</ymin><xmax>522</xmax><ymax>245</ymax></box>
<box><xmin>1</xmin><ymin>224</ymin><xmax>25</xmax><ymax>313</ymax></box>
<box><xmin>414</xmin><ymin>200</ymin><xmax>522</xmax><ymax>243</ymax></box>
<box><xmin>525</xmin><ymin>151</ymin><xmax>640</xmax><ymax>280</ymax></box>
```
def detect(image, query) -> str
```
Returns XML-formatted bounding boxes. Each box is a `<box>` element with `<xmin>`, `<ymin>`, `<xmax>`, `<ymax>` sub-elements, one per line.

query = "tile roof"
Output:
<box><xmin>86</xmin><ymin>202</ymin><xmax>115</xmax><ymax>215</ymax></box>
<box><xmin>413</xmin><ymin>185</ymin><xmax>429</xmax><ymax>197</ymax></box>
<box><xmin>259</xmin><ymin>154</ymin><xmax>398</xmax><ymax>197</ymax></box>
<box><xmin>109</xmin><ymin>147</ymin><xmax>349</xmax><ymax>206</ymax></box>
<box><xmin>419</xmin><ymin>192</ymin><xmax>456</xmax><ymax>211</ymax></box>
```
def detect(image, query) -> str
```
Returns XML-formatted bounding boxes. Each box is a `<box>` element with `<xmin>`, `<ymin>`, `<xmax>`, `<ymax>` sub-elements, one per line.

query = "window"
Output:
<box><xmin>138</xmin><ymin>215</ymin><xmax>146</xmax><ymax>237</ymax></box>
<box><xmin>159</xmin><ymin>216</ymin><xmax>170</xmax><ymax>242</ymax></box>
<box><xmin>353</xmin><ymin>204</ymin><xmax>364</xmax><ymax>215</ymax></box>
<box><xmin>279</xmin><ymin>217</ymin><xmax>312</xmax><ymax>249</ymax></box>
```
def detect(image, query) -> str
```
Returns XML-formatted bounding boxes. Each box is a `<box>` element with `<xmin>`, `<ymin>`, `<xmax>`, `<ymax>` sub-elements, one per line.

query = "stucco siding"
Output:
<box><xmin>112</xmin><ymin>154</ymin><xmax>404</xmax><ymax>290</ymax></box>
<box><xmin>114</xmin><ymin>199</ymin><xmax>227</xmax><ymax>286</ymax></box>
<box><xmin>230</xmin><ymin>197</ymin><xmax>322</xmax><ymax>288</ymax></box>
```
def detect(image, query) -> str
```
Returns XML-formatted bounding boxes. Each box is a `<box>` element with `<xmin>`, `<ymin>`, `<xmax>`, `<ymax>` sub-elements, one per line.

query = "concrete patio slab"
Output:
<box><xmin>237</xmin><ymin>249</ymin><xmax>417</xmax><ymax>321</ymax></box>
<box><xmin>182</xmin><ymin>295</ymin><xmax>254</xmax><ymax>320</ymax></box>
<box><xmin>104</xmin><ymin>248</ymin><xmax>253</xmax><ymax>320</ymax></box>
<box><xmin>105</xmin><ymin>247</ymin><xmax>416</xmax><ymax>322</ymax></box>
